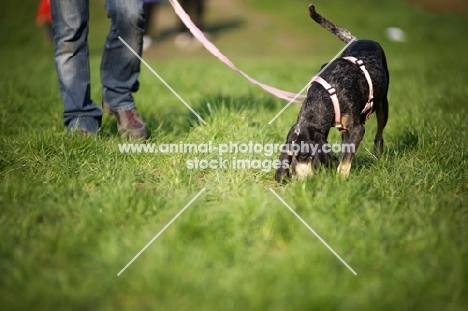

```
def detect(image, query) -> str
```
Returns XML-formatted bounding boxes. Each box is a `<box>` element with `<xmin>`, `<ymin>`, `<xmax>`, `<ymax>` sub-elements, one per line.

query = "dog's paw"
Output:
<box><xmin>337</xmin><ymin>160</ymin><xmax>352</xmax><ymax>177</ymax></box>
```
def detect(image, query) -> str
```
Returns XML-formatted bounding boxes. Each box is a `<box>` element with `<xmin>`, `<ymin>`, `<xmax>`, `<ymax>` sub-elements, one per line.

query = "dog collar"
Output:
<box><xmin>342</xmin><ymin>56</ymin><xmax>374</xmax><ymax>119</ymax></box>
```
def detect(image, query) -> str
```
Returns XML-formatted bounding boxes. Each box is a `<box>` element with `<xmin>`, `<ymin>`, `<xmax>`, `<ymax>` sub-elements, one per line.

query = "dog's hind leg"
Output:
<box><xmin>373</xmin><ymin>97</ymin><xmax>388</xmax><ymax>157</ymax></box>
<box><xmin>338</xmin><ymin>124</ymin><xmax>365</xmax><ymax>176</ymax></box>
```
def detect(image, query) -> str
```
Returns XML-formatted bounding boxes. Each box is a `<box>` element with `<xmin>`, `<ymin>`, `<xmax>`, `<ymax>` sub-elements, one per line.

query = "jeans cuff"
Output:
<box><xmin>68</xmin><ymin>116</ymin><xmax>101</xmax><ymax>132</ymax></box>
<box><xmin>104</xmin><ymin>102</ymin><xmax>135</xmax><ymax>112</ymax></box>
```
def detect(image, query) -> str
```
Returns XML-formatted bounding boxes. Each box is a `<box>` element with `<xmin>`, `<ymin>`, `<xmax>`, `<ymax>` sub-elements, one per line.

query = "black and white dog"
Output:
<box><xmin>275</xmin><ymin>4</ymin><xmax>389</xmax><ymax>182</ymax></box>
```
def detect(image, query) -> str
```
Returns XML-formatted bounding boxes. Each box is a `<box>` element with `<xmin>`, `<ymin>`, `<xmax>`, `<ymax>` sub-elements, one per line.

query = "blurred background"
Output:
<box><xmin>1</xmin><ymin>1</ymin><xmax>468</xmax><ymax>310</ymax></box>
<box><xmin>21</xmin><ymin>0</ymin><xmax>468</xmax><ymax>59</ymax></box>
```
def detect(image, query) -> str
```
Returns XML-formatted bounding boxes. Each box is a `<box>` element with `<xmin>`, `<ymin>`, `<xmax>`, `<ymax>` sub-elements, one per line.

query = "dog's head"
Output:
<box><xmin>275</xmin><ymin>125</ymin><xmax>338</xmax><ymax>183</ymax></box>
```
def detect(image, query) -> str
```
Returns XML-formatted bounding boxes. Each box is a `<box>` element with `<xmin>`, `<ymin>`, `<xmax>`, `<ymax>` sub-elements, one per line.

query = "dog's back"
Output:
<box><xmin>341</xmin><ymin>40</ymin><xmax>390</xmax><ymax>104</ymax></box>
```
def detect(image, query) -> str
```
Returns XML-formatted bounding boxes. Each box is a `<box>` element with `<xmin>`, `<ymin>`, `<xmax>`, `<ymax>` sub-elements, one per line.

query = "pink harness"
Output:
<box><xmin>311</xmin><ymin>56</ymin><xmax>374</xmax><ymax>132</ymax></box>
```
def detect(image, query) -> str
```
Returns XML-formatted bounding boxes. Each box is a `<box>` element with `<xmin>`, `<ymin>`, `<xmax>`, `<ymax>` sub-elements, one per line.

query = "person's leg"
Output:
<box><xmin>101</xmin><ymin>0</ymin><xmax>145</xmax><ymax>112</ymax></box>
<box><xmin>194</xmin><ymin>0</ymin><xmax>205</xmax><ymax>31</ymax></box>
<box><xmin>142</xmin><ymin>0</ymin><xmax>159</xmax><ymax>51</ymax></box>
<box><xmin>101</xmin><ymin>0</ymin><xmax>147</xmax><ymax>139</ymax></box>
<box><xmin>51</xmin><ymin>0</ymin><xmax>102</xmax><ymax>132</ymax></box>
<box><xmin>178</xmin><ymin>0</ymin><xmax>191</xmax><ymax>33</ymax></box>
<box><xmin>143</xmin><ymin>1</ymin><xmax>158</xmax><ymax>36</ymax></box>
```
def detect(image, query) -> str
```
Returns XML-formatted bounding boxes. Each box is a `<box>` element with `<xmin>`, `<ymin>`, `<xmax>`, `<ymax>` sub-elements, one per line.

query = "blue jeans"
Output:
<box><xmin>51</xmin><ymin>0</ymin><xmax>145</xmax><ymax>131</ymax></box>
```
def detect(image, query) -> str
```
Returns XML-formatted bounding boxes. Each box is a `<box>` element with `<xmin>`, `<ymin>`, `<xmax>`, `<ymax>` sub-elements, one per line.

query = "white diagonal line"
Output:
<box><xmin>267</xmin><ymin>37</ymin><xmax>356</xmax><ymax>124</ymax></box>
<box><xmin>118</xmin><ymin>36</ymin><xmax>207</xmax><ymax>125</ymax></box>
<box><xmin>269</xmin><ymin>188</ymin><xmax>357</xmax><ymax>275</ymax></box>
<box><xmin>117</xmin><ymin>188</ymin><xmax>206</xmax><ymax>276</ymax></box>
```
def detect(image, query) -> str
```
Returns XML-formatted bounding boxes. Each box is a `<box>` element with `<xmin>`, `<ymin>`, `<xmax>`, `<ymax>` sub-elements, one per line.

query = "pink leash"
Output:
<box><xmin>167</xmin><ymin>0</ymin><xmax>306</xmax><ymax>103</ymax></box>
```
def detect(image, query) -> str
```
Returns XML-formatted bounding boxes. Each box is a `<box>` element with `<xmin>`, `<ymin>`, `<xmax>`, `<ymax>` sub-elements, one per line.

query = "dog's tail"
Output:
<box><xmin>308</xmin><ymin>4</ymin><xmax>356</xmax><ymax>44</ymax></box>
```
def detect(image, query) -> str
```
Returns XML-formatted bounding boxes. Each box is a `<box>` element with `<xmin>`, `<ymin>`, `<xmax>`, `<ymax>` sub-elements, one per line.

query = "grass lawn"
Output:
<box><xmin>1</xmin><ymin>0</ymin><xmax>467</xmax><ymax>310</ymax></box>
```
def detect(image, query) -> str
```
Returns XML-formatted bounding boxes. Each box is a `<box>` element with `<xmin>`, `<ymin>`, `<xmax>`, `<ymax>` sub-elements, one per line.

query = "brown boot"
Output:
<box><xmin>103</xmin><ymin>103</ymin><xmax>147</xmax><ymax>140</ymax></box>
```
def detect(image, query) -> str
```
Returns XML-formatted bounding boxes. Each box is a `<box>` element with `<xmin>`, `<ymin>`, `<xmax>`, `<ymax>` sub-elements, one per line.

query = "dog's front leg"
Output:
<box><xmin>338</xmin><ymin>125</ymin><xmax>365</xmax><ymax>176</ymax></box>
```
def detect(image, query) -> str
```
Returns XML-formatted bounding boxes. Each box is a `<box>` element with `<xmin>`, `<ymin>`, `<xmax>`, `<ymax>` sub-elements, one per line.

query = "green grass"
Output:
<box><xmin>1</xmin><ymin>0</ymin><xmax>468</xmax><ymax>310</ymax></box>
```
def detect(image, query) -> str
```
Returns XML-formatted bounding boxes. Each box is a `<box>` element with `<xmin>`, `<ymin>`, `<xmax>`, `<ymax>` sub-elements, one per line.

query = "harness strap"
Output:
<box><xmin>310</xmin><ymin>57</ymin><xmax>375</xmax><ymax>132</ymax></box>
<box><xmin>342</xmin><ymin>56</ymin><xmax>374</xmax><ymax>118</ymax></box>
<box><xmin>311</xmin><ymin>76</ymin><xmax>345</xmax><ymax>131</ymax></box>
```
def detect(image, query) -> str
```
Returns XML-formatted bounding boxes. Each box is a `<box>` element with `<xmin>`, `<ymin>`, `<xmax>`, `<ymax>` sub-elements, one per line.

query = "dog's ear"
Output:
<box><xmin>313</xmin><ymin>130</ymin><xmax>322</xmax><ymax>142</ymax></box>
<box><xmin>288</xmin><ymin>125</ymin><xmax>301</xmax><ymax>143</ymax></box>
<box><xmin>284</xmin><ymin>125</ymin><xmax>302</xmax><ymax>157</ymax></box>
<box><xmin>276</xmin><ymin>125</ymin><xmax>300</xmax><ymax>183</ymax></box>
<box><xmin>312</xmin><ymin>150</ymin><xmax>328</xmax><ymax>171</ymax></box>
<box><xmin>275</xmin><ymin>151</ymin><xmax>292</xmax><ymax>183</ymax></box>
<box><xmin>312</xmin><ymin>131</ymin><xmax>328</xmax><ymax>170</ymax></box>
